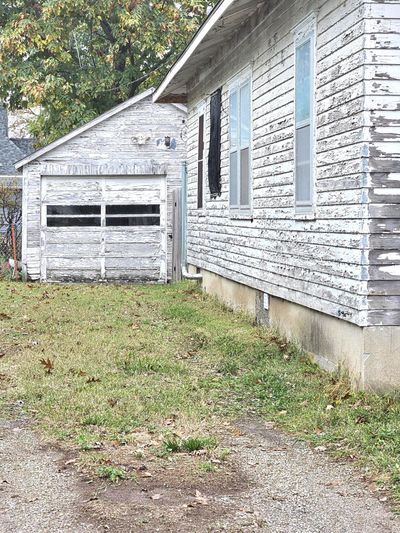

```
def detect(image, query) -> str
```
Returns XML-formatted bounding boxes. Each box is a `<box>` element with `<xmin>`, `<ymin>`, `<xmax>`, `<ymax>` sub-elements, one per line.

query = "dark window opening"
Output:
<box><xmin>47</xmin><ymin>217</ymin><xmax>101</xmax><ymax>227</ymax></box>
<box><xmin>106</xmin><ymin>216</ymin><xmax>160</xmax><ymax>227</ymax></box>
<box><xmin>106</xmin><ymin>204</ymin><xmax>160</xmax><ymax>215</ymax></box>
<box><xmin>47</xmin><ymin>205</ymin><xmax>101</xmax><ymax>215</ymax></box>
<box><xmin>197</xmin><ymin>114</ymin><xmax>204</xmax><ymax>208</ymax></box>
<box><xmin>208</xmin><ymin>88</ymin><xmax>222</xmax><ymax>198</ymax></box>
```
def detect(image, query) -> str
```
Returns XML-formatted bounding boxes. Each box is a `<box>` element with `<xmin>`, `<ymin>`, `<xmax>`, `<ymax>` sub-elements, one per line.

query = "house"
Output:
<box><xmin>154</xmin><ymin>0</ymin><xmax>400</xmax><ymax>391</ymax></box>
<box><xmin>16</xmin><ymin>88</ymin><xmax>186</xmax><ymax>283</ymax></box>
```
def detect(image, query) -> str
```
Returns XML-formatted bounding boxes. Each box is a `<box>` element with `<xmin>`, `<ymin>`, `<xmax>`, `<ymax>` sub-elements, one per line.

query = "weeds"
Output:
<box><xmin>98</xmin><ymin>465</ymin><xmax>126</xmax><ymax>483</ymax></box>
<box><xmin>0</xmin><ymin>281</ymin><xmax>400</xmax><ymax>498</ymax></box>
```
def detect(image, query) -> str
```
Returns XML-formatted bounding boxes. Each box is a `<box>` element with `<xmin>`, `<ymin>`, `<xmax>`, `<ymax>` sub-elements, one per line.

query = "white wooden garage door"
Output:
<box><xmin>40</xmin><ymin>176</ymin><xmax>166</xmax><ymax>282</ymax></box>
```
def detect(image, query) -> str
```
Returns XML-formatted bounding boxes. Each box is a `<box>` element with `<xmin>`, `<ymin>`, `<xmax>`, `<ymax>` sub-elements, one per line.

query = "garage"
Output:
<box><xmin>16</xmin><ymin>88</ymin><xmax>186</xmax><ymax>282</ymax></box>
<box><xmin>41</xmin><ymin>176</ymin><xmax>166</xmax><ymax>282</ymax></box>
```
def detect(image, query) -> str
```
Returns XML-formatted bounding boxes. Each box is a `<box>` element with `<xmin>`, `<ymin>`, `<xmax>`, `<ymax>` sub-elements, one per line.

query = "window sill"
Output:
<box><xmin>229</xmin><ymin>210</ymin><xmax>253</xmax><ymax>221</ymax></box>
<box><xmin>294</xmin><ymin>211</ymin><xmax>316</xmax><ymax>221</ymax></box>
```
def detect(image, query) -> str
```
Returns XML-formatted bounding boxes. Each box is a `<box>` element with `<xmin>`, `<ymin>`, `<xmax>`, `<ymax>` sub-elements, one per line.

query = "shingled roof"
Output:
<box><xmin>0</xmin><ymin>108</ymin><xmax>34</xmax><ymax>177</ymax></box>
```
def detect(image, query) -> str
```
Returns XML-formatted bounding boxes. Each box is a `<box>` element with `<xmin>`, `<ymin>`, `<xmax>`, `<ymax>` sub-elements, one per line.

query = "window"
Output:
<box><xmin>106</xmin><ymin>204</ymin><xmax>160</xmax><ymax>226</ymax></box>
<box><xmin>46</xmin><ymin>205</ymin><xmax>101</xmax><ymax>227</ymax></box>
<box><xmin>197</xmin><ymin>113</ymin><xmax>205</xmax><ymax>208</ymax></box>
<box><xmin>294</xmin><ymin>21</ymin><xmax>315</xmax><ymax>212</ymax></box>
<box><xmin>229</xmin><ymin>76</ymin><xmax>251</xmax><ymax>210</ymax></box>
<box><xmin>46</xmin><ymin>204</ymin><xmax>160</xmax><ymax>227</ymax></box>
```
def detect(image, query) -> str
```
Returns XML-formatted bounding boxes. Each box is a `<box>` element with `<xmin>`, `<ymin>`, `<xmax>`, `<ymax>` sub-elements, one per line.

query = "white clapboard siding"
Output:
<box><xmin>185</xmin><ymin>0</ymin><xmax>400</xmax><ymax>327</ymax></box>
<box><xmin>364</xmin><ymin>1</ymin><xmax>400</xmax><ymax>325</ymax></box>
<box><xmin>22</xmin><ymin>95</ymin><xmax>186</xmax><ymax>281</ymax></box>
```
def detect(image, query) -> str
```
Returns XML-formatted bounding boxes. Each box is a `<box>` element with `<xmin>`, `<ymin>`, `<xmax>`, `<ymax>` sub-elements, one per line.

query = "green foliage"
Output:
<box><xmin>163</xmin><ymin>435</ymin><xmax>217</xmax><ymax>454</ymax></box>
<box><xmin>98</xmin><ymin>465</ymin><xmax>126</xmax><ymax>483</ymax></box>
<box><xmin>0</xmin><ymin>1</ymin><xmax>216</xmax><ymax>146</ymax></box>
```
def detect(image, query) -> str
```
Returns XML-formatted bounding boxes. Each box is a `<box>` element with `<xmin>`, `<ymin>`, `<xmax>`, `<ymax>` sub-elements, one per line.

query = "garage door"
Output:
<box><xmin>40</xmin><ymin>176</ymin><xmax>166</xmax><ymax>282</ymax></box>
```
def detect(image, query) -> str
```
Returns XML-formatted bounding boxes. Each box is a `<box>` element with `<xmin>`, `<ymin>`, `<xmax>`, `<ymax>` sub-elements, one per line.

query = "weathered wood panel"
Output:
<box><xmin>22</xmin><ymin>94</ymin><xmax>186</xmax><ymax>282</ymax></box>
<box><xmin>365</xmin><ymin>1</ymin><xmax>400</xmax><ymax>323</ymax></box>
<box><xmin>184</xmin><ymin>0</ymin><xmax>380</xmax><ymax>327</ymax></box>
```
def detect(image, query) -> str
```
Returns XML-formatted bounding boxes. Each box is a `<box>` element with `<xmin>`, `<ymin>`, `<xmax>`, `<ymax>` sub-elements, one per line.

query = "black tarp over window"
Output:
<box><xmin>208</xmin><ymin>88</ymin><xmax>222</xmax><ymax>198</ymax></box>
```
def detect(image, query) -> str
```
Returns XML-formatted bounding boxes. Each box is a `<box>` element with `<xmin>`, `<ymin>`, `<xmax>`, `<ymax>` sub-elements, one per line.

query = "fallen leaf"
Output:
<box><xmin>40</xmin><ymin>358</ymin><xmax>54</xmax><ymax>374</ymax></box>
<box><xmin>86</xmin><ymin>377</ymin><xmax>101</xmax><ymax>384</ymax></box>
<box><xmin>194</xmin><ymin>490</ymin><xmax>209</xmax><ymax>505</ymax></box>
<box><xmin>326</xmin><ymin>404</ymin><xmax>335</xmax><ymax>411</ymax></box>
<box><xmin>107</xmin><ymin>399</ymin><xmax>118</xmax><ymax>407</ymax></box>
<box><xmin>0</xmin><ymin>313</ymin><xmax>11</xmax><ymax>320</ymax></box>
<box><xmin>151</xmin><ymin>493</ymin><xmax>162</xmax><ymax>500</ymax></box>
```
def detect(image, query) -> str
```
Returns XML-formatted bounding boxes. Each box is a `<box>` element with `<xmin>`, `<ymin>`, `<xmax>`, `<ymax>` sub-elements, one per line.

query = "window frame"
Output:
<box><xmin>293</xmin><ymin>15</ymin><xmax>316</xmax><ymax>216</ymax></box>
<box><xmin>228</xmin><ymin>67</ymin><xmax>253</xmax><ymax>216</ymax></box>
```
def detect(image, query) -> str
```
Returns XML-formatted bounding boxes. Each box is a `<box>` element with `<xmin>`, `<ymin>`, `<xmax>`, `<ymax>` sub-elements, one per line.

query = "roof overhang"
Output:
<box><xmin>15</xmin><ymin>87</ymin><xmax>160</xmax><ymax>170</ymax></box>
<box><xmin>153</xmin><ymin>0</ymin><xmax>261</xmax><ymax>103</ymax></box>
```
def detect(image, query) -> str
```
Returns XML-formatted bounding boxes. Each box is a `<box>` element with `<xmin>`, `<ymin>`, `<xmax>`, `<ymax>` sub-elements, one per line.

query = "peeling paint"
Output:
<box><xmin>379</xmin><ymin>265</ymin><xmax>400</xmax><ymax>277</ymax></box>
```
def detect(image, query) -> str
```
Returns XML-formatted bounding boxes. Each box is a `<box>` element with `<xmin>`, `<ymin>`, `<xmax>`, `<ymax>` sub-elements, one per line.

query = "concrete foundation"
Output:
<box><xmin>192</xmin><ymin>266</ymin><xmax>400</xmax><ymax>392</ymax></box>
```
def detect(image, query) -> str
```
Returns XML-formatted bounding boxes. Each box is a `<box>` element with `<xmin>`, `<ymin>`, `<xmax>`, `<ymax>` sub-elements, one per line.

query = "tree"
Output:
<box><xmin>0</xmin><ymin>179</ymin><xmax>22</xmax><ymax>261</ymax></box>
<box><xmin>0</xmin><ymin>1</ymin><xmax>215</xmax><ymax>146</ymax></box>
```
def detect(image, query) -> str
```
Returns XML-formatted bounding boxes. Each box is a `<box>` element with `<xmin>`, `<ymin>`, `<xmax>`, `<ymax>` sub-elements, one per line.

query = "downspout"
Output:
<box><xmin>180</xmin><ymin>161</ymin><xmax>202</xmax><ymax>281</ymax></box>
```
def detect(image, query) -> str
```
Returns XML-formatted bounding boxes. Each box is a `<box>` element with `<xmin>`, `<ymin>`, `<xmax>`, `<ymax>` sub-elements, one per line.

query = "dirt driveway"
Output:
<box><xmin>1</xmin><ymin>411</ymin><xmax>399</xmax><ymax>533</ymax></box>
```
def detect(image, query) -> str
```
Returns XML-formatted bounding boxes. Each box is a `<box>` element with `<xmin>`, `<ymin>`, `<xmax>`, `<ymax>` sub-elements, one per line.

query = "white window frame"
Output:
<box><xmin>228</xmin><ymin>67</ymin><xmax>253</xmax><ymax>215</ymax></box>
<box><xmin>293</xmin><ymin>15</ymin><xmax>316</xmax><ymax>216</ymax></box>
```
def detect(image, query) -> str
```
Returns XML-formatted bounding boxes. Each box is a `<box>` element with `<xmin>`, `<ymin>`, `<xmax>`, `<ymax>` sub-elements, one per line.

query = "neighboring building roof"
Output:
<box><xmin>0</xmin><ymin>108</ymin><xmax>35</xmax><ymax>177</ymax></box>
<box><xmin>153</xmin><ymin>0</ymin><xmax>261</xmax><ymax>103</ymax></box>
<box><xmin>11</xmin><ymin>138</ymin><xmax>35</xmax><ymax>154</ymax></box>
<box><xmin>16</xmin><ymin>87</ymin><xmax>186</xmax><ymax>170</ymax></box>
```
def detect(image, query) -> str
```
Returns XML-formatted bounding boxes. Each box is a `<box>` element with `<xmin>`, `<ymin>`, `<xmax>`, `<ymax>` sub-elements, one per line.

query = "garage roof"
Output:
<box><xmin>153</xmin><ymin>0</ymin><xmax>262</xmax><ymax>103</ymax></box>
<box><xmin>15</xmin><ymin>88</ymin><xmax>161</xmax><ymax>170</ymax></box>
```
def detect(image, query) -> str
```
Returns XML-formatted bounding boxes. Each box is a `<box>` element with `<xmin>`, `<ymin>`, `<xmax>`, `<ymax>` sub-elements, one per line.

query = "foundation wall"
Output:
<box><xmin>192</xmin><ymin>266</ymin><xmax>400</xmax><ymax>392</ymax></box>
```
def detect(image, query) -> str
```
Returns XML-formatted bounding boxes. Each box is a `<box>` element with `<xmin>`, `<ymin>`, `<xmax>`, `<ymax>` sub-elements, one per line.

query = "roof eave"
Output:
<box><xmin>153</xmin><ymin>0</ymin><xmax>236</xmax><ymax>103</ymax></box>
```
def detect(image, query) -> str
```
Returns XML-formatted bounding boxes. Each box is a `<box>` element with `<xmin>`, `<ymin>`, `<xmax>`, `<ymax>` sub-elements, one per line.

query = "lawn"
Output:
<box><xmin>0</xmin><ymin>281</ymin><xmax>399</xmax><ymax>497</ymax></box>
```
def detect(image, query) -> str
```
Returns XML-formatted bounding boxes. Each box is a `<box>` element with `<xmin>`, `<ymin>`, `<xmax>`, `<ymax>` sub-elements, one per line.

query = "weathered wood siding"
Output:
<box><xmin>365</xmin><ymin>2</ymin><xmax>400</xmax><ymax>325</ymax></box>
<box><xmin>185</xmin><ymin>0</ymin><xmax>390</xmax><ymax>327</ymax></box>
<box><xmin>23</xmin><ymin>96</ymin><xmax>186</xmax><ymax>281</ymax></box>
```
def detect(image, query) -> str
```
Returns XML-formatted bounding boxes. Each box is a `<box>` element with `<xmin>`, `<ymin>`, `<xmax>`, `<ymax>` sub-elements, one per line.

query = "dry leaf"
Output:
<box><xmin>0</xmin><ymin>313</ymin><xmax>11</xmax><ymax>320</ymax></box>
<box><xmin>40</xmin><ymin>358</ymin><xmax>54</xmax><ymax>374</ymax></box>
<box><xmin>194</xmin><ymin>490</ymin><xmax>209</xmax><ymax>505</ymax></box>
<box><xmin>151</xmin><ymin>493</ymin><xmax>162</xmax><ymax>500</ymax></box>
<box><xmin>86</xmin><ymin>377</ymin><xmax>101</xmax><ymax>384</ymax></box>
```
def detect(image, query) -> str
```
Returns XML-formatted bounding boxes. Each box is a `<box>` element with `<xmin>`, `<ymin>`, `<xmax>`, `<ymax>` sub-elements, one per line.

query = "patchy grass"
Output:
<box><xmin>0</xmin><ymin>281</ymin><xmax>399</xmax><ymax>500</ymax></box>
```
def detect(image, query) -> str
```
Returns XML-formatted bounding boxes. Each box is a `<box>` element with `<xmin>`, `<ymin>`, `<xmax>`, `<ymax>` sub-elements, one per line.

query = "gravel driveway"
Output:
<box><xmin>1</xmin><ymin>414</ymin><xmax>399</xmax><ymax>533</ymax></box>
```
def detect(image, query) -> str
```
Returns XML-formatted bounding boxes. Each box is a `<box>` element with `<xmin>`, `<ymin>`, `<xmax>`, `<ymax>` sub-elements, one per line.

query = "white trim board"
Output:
<box><xmin>153</xmin><ymin>0</ymin><xmax>237</xmax><ymax>103</ymax></box>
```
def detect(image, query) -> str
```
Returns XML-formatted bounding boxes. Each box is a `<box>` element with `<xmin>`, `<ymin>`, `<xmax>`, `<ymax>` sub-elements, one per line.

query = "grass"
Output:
<box><xmin>0</xmin><ymin>281</ymin><xmax>399</xmax><ymax>500</ymax></box>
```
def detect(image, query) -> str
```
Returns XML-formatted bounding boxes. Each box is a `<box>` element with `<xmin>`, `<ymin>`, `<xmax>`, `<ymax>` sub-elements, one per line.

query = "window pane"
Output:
<box><xmin>47</xmin><ymin>205</ymin><xmax>101</xmax><ymax>215</ymax></box>
<box><xmin>47</xmin><ymin>217</ymin><xmax>101</xmax><ymax>227</ymax></box>
<box><xmin>240</xmin><ymin>148</ymin><xmax>250</xmax><ymax>206</ymax></box>
<box><xmin>295</xmin><ymin>39</ymin><xmax>311</xmax><ymax>124</ymax></box>
<box><xmin>295</xmin><ymin>125</ymin><xmax>311</xmax><ymax>203</ymax></box>
<box><xmin>240</xmin><ymin>82</ymin><xmax>251</xmax><ymax>147</ymax></box>
<box><xmin>106</xmin><ymin>205</ymin><xmax>160</xmax><ymax>215</ymax></box>
<box><xmin>230</xmin><ymin>151</ymin><xmax>238</xmax><ymax>206</ymax></box>
<box><xmin>230</xmin><ymin>90</ymin><xmax>238</xmax><ymax>150</ymax></box>
<box><xmin>106</xmin><ymin>216</ymin><xmax>160</xmax><ymax>227</ymax></box>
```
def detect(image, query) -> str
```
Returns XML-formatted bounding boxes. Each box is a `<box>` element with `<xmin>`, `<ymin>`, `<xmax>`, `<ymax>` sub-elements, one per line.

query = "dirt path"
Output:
<box><xmin>1</xmin><ymin>414</ymin><xmax>399</xmax><ymax>533</ymax></box>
